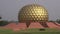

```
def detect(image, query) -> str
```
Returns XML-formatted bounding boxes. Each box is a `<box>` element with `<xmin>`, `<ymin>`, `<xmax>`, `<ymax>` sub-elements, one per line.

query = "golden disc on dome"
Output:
<box><xmin>18</xmin><ymin>4</ymin><xmax>48</xmax><ymax>22</ymax></box>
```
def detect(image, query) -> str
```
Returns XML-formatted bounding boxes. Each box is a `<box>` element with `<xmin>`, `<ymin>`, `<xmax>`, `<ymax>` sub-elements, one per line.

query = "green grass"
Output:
<box><xmin>0</xmin><ymin>28</ymin><xmax>60</xmax><ymax>34</ymax></box>
<box><xmin>18</xmin><ymin>28</ymin><xmax>60</xmax><ymax>32</ymax></box>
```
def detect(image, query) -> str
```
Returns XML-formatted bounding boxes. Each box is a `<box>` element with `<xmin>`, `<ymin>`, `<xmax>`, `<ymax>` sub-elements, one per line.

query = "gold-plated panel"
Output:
<box><xmin>18</xmin><ymin>4</ymin><xmax>48</xmax><ymax>22</ymax></box>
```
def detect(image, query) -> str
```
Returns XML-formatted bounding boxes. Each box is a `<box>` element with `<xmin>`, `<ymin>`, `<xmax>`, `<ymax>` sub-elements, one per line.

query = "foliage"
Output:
<box><xmin>39</xmin><ymin>28</ymin><xmax>45</xmax><ymax>31</ymax></box>
<box><xmin>0</xmin><ymin>17</ymin><xmax>2</xmax><ymax>19</ymax></box>
<box><xmin>49</xmin><ymin>20</ymin><xmax>55</xmax><ymax>22</ymax></box>
<box><xmin>56</xmin><ymin>19</ymin><xmax>60</xmax><ymax>24</ymax></box>
<box><xmin>0</xmin><ymin>20</ymin><xmax>9</xmax><ymax>26</ymax></box>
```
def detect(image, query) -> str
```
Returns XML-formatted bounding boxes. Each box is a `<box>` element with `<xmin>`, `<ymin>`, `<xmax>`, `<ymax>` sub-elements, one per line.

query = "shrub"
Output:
<box><xmin>39</xmin><ymin>28</ymin><xmax>45</xmax><ymax>31</ymax></box>
<box><xmin>0</xmin><ymin>20</ymin><xmax>8</xmax><ymax>26</ymax></box>
<box><xmin>0</xmin><ymin>17</ymin><xmax>2</xmax><ymax>19</ymax></box>
<box><xmin>56</xmin><ymin>19</ymin><xmax>60</xmax><ymax>24</ymax></box>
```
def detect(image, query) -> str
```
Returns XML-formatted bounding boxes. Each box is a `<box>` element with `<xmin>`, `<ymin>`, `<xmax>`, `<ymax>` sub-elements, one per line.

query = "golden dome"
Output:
<box><xmin>18</xmin><ymin>4</ymin><xmax>48</xmax><ymax>22</ymax></box>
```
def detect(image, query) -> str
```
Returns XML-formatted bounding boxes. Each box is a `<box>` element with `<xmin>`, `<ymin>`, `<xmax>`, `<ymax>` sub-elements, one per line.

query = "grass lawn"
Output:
<box><xmin>0</xmin><ymin>28</ymin><xmax>60</xmax><ymax>34</ymax></box>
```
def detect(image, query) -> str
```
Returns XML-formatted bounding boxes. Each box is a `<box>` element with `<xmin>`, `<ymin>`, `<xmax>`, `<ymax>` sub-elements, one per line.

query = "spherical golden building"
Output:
<box><xmin>18</xmin><ymin>4</ymin><xmax>48</xmax><ymax>22</ymax></box>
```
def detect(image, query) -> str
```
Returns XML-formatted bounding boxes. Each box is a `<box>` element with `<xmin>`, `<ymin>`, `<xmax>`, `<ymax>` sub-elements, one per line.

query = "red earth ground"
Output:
<box><xmin>0</xmin><ymin>22</ymin><xmax>60</xmax><ymax>31</ymax></box>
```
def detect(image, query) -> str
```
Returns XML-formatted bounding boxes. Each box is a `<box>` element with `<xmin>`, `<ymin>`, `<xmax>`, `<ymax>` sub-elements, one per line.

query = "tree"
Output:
<box><xmin>56</xmin><ymin>19</ymin><xmax>60</xmax><ymax>24</ymax></box>
<box><xmin>0</xmin><ymin>16</ymin><xmax>1</xmax><ymax>19</ymax></box>
<box><xmin>49</xmin><ymin>20</ymin><xmax>55</xmax><ymax>22</ymax></box>
<box><xmin>0</xmin><ymin>20</ymin><xmax>9</xmax><ymax>26</ymax></box>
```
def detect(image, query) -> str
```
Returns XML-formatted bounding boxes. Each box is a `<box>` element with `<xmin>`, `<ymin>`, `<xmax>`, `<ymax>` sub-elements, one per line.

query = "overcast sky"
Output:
<box><xmin>0</xmin><ymin>0</ymin><xmax>60</xmax><ymax>21</ymax></box>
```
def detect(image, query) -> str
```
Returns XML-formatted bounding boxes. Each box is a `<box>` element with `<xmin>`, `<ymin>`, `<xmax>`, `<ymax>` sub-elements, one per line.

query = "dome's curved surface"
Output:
<box><xmin>18</xmin><ymin>4</ymin><xmax>48</xmax><ymax>22</ymax></box>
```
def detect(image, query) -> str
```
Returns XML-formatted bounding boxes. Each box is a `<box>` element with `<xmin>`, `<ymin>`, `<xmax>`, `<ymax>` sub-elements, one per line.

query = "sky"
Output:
<box><xmin>0</xmin><ymin>0</ymin><xmax>60</xmax><ymax>21</ymax></box>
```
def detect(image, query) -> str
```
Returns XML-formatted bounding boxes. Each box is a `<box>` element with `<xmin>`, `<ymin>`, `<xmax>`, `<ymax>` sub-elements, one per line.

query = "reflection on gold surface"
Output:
<box><xmin>18</xmin><ymin>4</ymin><xmax>48</xmax><ymax>22</ymax></box>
